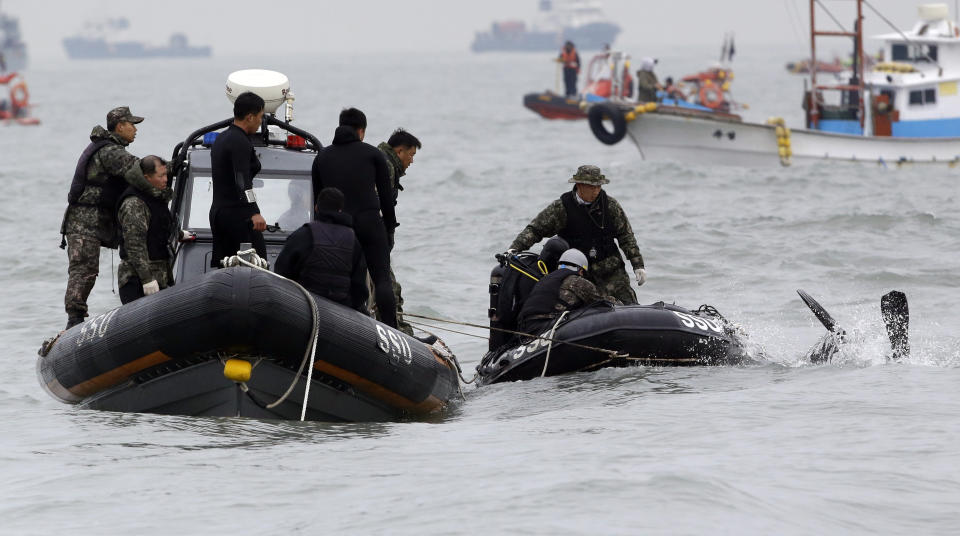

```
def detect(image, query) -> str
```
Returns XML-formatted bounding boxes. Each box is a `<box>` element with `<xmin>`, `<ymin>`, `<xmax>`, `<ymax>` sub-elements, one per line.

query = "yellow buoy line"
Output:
<box><xmin>766</xmin><ymin>117</ymin><xmax>793</xmax><ymax>166</ymax></box>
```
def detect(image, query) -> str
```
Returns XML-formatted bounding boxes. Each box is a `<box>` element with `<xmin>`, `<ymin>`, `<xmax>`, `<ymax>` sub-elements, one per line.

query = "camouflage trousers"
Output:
<box><xmin>588</xmin><ymin>255</ymin><xmax>638</xmax><ymax>305</ymax></box>
<box><xmin>367</xmin><ymin>263</ymin><xmax>415</xmax><ymax>336</ymax></box>
<box><xmin>64</xmin><ymin>234</ymin><xmax>101</xmax><ymax>319</ymax></box>
<box><xmin>390</xmin><ymin>266</ymin><xmax>414</xmax><ymax>336</ymax></box>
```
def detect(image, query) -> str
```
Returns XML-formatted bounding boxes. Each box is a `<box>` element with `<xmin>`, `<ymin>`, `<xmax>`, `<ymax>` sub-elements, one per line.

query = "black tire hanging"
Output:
<box><xmin>588</xmin><ymin>102</ymin><xmax>627</xmax><ymax>145</ymax></box>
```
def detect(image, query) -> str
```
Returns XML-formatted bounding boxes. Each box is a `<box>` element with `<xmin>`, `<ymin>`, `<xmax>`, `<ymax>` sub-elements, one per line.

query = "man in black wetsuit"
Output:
<box><xmin>311</xmin><ymin>107</ymin><xmax>398</xmax><ymax>328</ymax></box>
<box><xmin>209</xmin><ymin>92</ymin><xmax>267</xmax><ymax>267</ymax></box>
<box><xmin>274</xmin><ymin>187</ymin><xmax>368</xmax><ymax>312</ymax></box>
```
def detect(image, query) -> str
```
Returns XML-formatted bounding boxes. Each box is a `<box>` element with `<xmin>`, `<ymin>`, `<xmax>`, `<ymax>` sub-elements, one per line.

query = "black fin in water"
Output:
<box><xmin>797</xmin><ymin>289</ymin><xmax>844</xmax><ymax>337</ymax></box>
<box><xmin>881</xmin><ymin>290</ymin><xmax>909</xmax><ymax>361</ymax></box>
<box><xmin>798</xmin><ymin>289</ymin><xmax>846</xmax><ymax>364</ymax></box>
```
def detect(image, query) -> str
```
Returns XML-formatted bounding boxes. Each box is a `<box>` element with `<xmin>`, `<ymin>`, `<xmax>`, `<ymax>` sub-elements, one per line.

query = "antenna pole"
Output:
<box><xmin>809</xmin><ymin>0</ymin><xmax>819</xmax><ymax>127</ymax></box>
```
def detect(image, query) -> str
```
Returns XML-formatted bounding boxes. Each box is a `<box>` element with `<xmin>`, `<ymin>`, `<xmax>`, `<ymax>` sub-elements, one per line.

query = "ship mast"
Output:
<box><xmin>808</xmin><ymin>0</ymin><xmax>865</xmax><ymax>133</ymax></box>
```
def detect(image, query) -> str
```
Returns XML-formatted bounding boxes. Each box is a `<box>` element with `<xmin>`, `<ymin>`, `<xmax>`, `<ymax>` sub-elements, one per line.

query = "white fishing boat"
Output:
<box><xmin>587</xmin><ymin>2</ymin><xmax>960</xmax><ymax>167</ymax></box>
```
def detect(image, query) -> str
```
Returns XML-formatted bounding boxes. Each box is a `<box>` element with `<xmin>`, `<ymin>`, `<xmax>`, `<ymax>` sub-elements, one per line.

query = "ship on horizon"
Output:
<box><xmin>0</xmin><ymin>3</ymin><xmax>28</xmax><ymax>72</ymax></box>
<box><xmin>472</xmin><ymin>0</ymin><xmax>620</xmax><ymax>53</ymax></box>
<box><xmin>63</xmin><ymin>18</ymin><xmax>211</xmax><ymax>60</ymax></box>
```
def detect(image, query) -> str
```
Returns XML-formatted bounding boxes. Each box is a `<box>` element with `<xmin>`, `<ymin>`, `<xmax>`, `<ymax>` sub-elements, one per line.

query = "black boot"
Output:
<box><xmin>65</xmin><ymin>316</ymin><xmax>84</xmax><ymax>330</ymax></box>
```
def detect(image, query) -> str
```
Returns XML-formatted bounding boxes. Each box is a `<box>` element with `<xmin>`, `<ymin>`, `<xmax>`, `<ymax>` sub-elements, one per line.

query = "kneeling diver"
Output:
<box><xmin>490</xmin><ymin>237</ymin><xmax>569</xmax><ymax>350</ymax></box>
<box><xmin>517</xmin><ymin>248</ymin><xmax>618</xmax><ymax>336</ymax></box>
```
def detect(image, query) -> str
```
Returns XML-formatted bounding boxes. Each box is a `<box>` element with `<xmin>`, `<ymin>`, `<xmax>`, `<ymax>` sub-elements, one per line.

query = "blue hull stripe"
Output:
<box><xmin>891</xmin><ymin>117</ymin><xmax>960</xmax><ymax>138</ymax></box>
<box><xmin>817</xmin><ymin>119</ymin><xmax>863</xmax><ymax>135</ymax></box>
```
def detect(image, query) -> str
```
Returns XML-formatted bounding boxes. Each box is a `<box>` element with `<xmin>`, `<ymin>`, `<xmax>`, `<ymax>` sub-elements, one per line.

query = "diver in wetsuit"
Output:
<box><xmin>518</xmin><ymin>249</ymin><xmax>614</xmax><ymax>336</ymax></box>
<box><xmin>489</xmin><ymin>237</ymin><xmax>569</xmax><ymax>350</ymax></box>
<box><xmin>311</xmin><ymin>107</ymin><xmax>398</xmax><ymax>328</ymax></box>
<box><xmin>209</xmin><ymin>92</ymin><xmax>267</xmax><ymax>267</ymax></box>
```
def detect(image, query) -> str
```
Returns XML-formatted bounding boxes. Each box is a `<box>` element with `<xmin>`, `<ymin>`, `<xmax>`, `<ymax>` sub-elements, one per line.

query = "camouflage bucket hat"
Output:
<box><xmin>568</xmin><ymin>164</ymin><xmax>609</xmax><ymax>185</ymax></box>
<box><xmin>107</xmin><ymin>106</ymin><xmax>144</xmax><ymax>128</ymax></box>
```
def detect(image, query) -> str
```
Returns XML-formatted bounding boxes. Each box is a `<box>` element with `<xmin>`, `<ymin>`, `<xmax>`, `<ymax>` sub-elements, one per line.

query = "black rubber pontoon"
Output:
<box><xmin>38</xmin><ymin>268</ymin><xmax>460</xmax><ymax>421</ymax></box>
<box><xmin>477</xmin><ymin>301</ymin><xmax>750</xmax><ymax>384</ymax></box>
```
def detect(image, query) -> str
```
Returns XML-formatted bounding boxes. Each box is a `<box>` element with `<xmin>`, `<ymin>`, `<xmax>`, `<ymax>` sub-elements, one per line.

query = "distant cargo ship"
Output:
<box><xmin>63</xmin><ymin>18</ymin><xmax>211</xmax><ymax>59</ymax></box>
<box><xmin>0</xmin><ymin>6</ymin><xmax>28</xmax><ymax>72</ymax></box>
<box><xmin>472</xmin><ymin>0</ymin><xmax>620</xmax><ymax>53</ymax></box>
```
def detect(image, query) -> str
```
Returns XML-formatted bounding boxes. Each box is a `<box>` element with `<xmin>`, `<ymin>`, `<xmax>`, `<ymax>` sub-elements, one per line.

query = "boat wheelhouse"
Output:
<box><xmin>586</xmin><ymin>2</ymin><xmax>960</xmax><ymax>167</ymax></box>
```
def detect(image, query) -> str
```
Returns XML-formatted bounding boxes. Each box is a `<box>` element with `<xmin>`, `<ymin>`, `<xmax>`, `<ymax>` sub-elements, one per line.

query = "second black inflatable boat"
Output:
<box><xmin>477</xmin><ymin>300</ymin><xmax>751</xmax><ymax>384</ymax></box>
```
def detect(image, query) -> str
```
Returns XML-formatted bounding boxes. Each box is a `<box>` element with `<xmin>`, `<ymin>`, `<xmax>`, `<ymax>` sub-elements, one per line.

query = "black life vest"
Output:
<box><xmin>298</xmin><ymin>219</ymin><xmax>355</xmax><ymax>306</ymax></box>
<box><xmin>117</xmin><ymin>186</ymin><xmax>173</xmax><ymax>261</ymax></box>
<box><xmin>518</xmin><ymin>269</ymin><xmax>578</xmax><ymax>324</ymax></box>
<box><xmin>558</xmin><ymin>189</ymin><xmax>618</xmax><ymax>262</ymax></box>
<box><xmin>67</xmin><ymin>139</ymin><xmax>128</xmax><ymax>209</ymax></box>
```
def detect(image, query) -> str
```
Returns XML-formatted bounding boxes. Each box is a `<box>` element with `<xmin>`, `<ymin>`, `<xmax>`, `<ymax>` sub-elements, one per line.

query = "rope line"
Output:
<box><xmin>404</xmin><ymin>312</ymin><xmax>623</xmax><ymax>357</ymax></box>
<box><xmin>406</xmin><ymin>319</ymin><xmax>488</xmax><ymax>340</ymax></box>
<box><xmin>541</xmin><ymin>311</ymin><xmax>569</xmax><ymax>377</ymax></box>
<box><xmin>227</xmin><ymin>250</ymin><xmax>320</xmax><ymax>420</ymax></box>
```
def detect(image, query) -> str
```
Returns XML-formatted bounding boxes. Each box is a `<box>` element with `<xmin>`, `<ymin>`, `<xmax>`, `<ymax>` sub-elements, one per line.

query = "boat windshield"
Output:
<box><xmin>182</xmin><ymin>175</ymin><xmax>313</xmax><ymax>232</ymax></box>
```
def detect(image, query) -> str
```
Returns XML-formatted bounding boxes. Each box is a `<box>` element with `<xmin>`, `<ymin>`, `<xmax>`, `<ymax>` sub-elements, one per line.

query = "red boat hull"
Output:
<box><xmin>523</xmin><ymin>92</ymin><xmax>587</xmax><ymax>120</ymax></box>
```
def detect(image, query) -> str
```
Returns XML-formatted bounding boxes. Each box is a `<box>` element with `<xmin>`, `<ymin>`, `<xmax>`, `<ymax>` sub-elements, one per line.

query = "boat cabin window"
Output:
<box><xmin>182</xmin><ymin>175</ymin><xmax>313</xmax><ymax>231</ymax></box>
<box><xmin>908</xmin><ymin>88</ymin><xmax>937</xmax><ymax>106</ymax></box>
<box><xmin>891</xmin><ymin>43</ymin><xmax>938</xmax><ymax>63</ymax></box>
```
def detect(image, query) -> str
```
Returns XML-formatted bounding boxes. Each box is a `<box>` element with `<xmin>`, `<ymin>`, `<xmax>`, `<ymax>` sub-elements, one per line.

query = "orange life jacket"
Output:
<box><xmin>561</xmin><ymin>49</ymin><xmax>579</xmax><ymax>71</ymax></box>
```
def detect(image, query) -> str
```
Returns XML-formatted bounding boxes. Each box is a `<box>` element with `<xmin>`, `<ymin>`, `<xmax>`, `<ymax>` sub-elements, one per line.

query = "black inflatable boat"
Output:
<box><xmin>477</xmin><ymin>301</ymin><xmax>751</xmax><ymax>384</ymax></box>
<box><xmin>38</xmin><ymin>267</ymin><xmax>460</xmax><ymax>421</ymax></box>
<box><xmin>38</xmin><ymin>83</ymin><xmax>461</xmax><ymax>421</ymax></box>
<box><xmin>479</xmin><ymin>252</ymin><xmax>752</xmax><ymax>384</ymax></box>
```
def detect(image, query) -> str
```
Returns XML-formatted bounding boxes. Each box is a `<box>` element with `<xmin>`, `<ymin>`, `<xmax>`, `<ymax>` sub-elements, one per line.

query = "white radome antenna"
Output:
<box><xmin>225</xmin><ymin>69</ymin><xmax>291</xmax><ymax>115</ymax></box>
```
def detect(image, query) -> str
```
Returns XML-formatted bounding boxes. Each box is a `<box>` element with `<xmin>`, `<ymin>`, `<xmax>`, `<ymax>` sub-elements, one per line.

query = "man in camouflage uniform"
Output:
<box><xmin>508</xmin><ymin>164</ymin><xmax>646</xmax><ymax>305</ymax></box>
<box><xmin>116</xmin><ymin>155</ymin><xmax>174</xmax><ymax>304</ymax></box>
<box><xmin>376</xmin><ymin>128</ymin><xmax>421</xmax><ymax>336</ymax></box>
<box><xmin>61</xmin><ymin>106</ymin><xmax>164</xmax><ymax>329</ymax></box>
<box><xmin>518</xmin><ymin>248</ymin><xmax>617</xmax><ymax>335</ymax></box>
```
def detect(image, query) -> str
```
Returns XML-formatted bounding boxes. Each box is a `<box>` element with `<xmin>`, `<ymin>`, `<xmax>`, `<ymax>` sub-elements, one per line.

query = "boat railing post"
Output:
<box><xmin>857</xmin><ymin>0</ymin><xmax>865</xmax><ymax>133</ymax></box>
<box><xmin>556</xmin><ymin>60</ymin><xmax>562</xmax><ymax>95</ymax></box>
<box><xmin>611</xmin><ymin>51</ymin><xmax>621</xmax><ymax>101</ymax></box>
<box><xmin>809</xmin><ymin>0</ymin><xmax>819</xmax><ymax>128</ymax></box>
<box><xmin>863</xmin><ymin>86</ymin><xmax>872</xmax><ymax>136</ymax></box>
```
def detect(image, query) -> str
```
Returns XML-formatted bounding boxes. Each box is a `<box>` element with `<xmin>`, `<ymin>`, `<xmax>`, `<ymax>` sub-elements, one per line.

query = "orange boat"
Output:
<box><xmin>0</xmin><ymin>71</ymin><xmax>39</xmax><ymax>125</ymax></box>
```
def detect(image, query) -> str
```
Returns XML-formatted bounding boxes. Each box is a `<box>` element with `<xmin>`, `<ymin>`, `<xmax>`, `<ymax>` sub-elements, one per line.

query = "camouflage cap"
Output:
<box><xmin>106</xmin><ymin>106</ymin><xmax>144</xmax><ymax>129</ymax></box>
<box><xmin>567</xmin><ymin>164</ymin><xmax>609</xmax><ymax>185</ymax></box>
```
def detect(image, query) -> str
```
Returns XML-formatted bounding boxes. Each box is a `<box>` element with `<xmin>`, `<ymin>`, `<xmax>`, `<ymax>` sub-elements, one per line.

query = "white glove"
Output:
<box><xmin>634</xmin><ymin>268</ymin><xmax>647</xmax><ymax>287</ymax></box>
<box><xmin>142</xmin><ymin>280</ymin><xmax>160</xmax><ymax>296</ymax></box>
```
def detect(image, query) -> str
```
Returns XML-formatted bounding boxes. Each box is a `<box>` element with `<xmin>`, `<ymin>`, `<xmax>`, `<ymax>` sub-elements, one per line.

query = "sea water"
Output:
<box><xmin>1</xmin><ymin>49</ymin><xmax>958</xmax><ymax>534</ymax></box>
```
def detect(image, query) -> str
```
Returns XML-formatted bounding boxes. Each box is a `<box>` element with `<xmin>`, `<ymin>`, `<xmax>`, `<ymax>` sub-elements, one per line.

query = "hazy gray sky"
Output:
<box><xmin>5</xmin><ymin>0</ymin><xmax>934</xmax><ymax>59</ymax></box>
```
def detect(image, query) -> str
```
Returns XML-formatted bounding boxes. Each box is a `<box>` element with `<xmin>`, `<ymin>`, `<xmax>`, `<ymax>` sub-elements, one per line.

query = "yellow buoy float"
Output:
<box><xmin>223</xmin><ymin>359</ymin><xmax>252</xmax><ymax>382</ymax></box>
